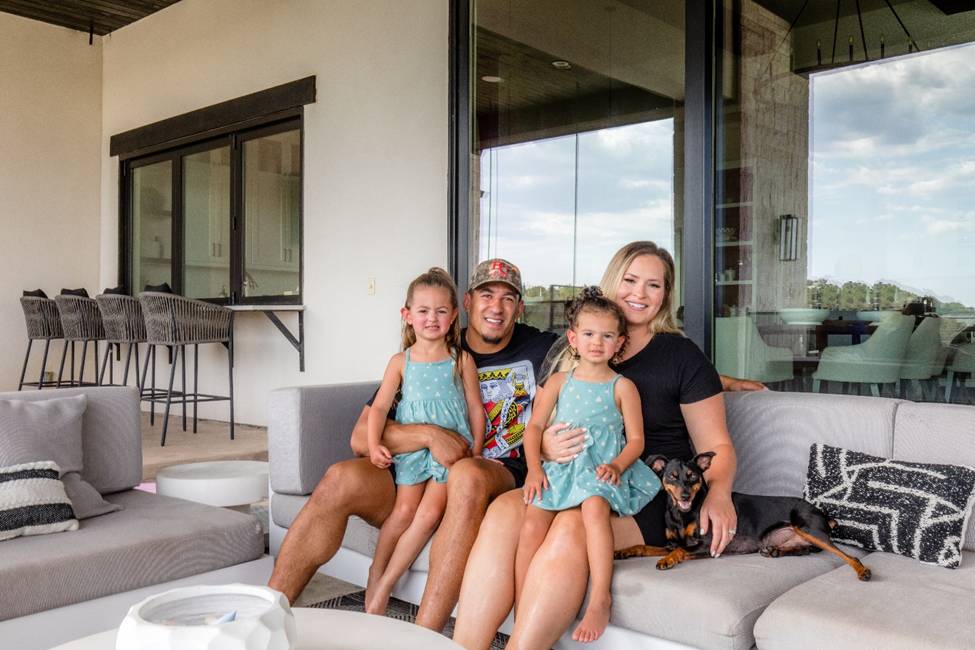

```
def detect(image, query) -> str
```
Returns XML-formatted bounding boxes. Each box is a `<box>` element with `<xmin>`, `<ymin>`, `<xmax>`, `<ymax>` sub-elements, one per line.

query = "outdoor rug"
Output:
<box><xmin>308</xmin><ymin>589</ymin><xmax>510</xmax><ymax>649</ymax></box>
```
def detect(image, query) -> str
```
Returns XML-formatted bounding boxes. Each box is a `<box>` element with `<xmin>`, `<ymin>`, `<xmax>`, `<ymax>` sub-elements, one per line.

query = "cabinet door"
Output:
<box><xmin>242</xmin><ymin>128</ymin><xmax>301</xmax><ymax>298</ymax></box>
<box><xmin>183</xmin><ymin>145</ymin><xmax>231</xmax><ymax>299</ymax></box>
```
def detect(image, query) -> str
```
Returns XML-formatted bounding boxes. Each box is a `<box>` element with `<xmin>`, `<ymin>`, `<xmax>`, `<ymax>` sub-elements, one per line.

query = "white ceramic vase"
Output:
<box><xmin>116</xmin><ymin>584</ymin><xmax>296</xmax><ymax>650</ymax></box>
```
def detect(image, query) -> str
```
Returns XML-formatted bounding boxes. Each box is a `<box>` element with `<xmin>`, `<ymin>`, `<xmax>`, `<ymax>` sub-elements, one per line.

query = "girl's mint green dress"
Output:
<box><xmin>534</xmin><ymin>371</ymin><xmax>660</xmax><ymax>515</ymax></box>
<box><xmin>393</xmin><ymin>349</ymin><xmax>473</xmax><ymax>485</ymax></box>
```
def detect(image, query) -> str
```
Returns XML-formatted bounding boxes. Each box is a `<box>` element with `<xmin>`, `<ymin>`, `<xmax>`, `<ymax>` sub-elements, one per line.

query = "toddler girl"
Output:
<box><xmin>517</xmin><ymin>286</ymin><xmax>660</xmax><ymax>642</ymax></box>
<box><xmin>365</xmin><ymin>267</ymin><xmax>484</xmax><ymax>615</ymax></box>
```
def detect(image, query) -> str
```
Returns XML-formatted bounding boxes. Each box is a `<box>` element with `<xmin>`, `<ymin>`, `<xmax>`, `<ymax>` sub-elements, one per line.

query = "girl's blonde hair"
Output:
<box><xmin>598</xmin><ymin>240</ymin><xmax>682</xmax><ymax>336</ymax></box>
<box><xmin>402</xmin><ymin>267</ymin><xmax>463</xmax><ymax>376</ymax></box>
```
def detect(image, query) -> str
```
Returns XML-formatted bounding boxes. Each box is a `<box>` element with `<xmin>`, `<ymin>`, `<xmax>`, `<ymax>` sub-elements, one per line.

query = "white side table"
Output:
<box><xmin>50</xmin><ymin>607</ymin><xmax>463</xmax><ymax>649</ymax></box>
<box><xmin>156</xmin><ymin>460</ymin><xmax>268</xmax><ymax>507</ymax></box>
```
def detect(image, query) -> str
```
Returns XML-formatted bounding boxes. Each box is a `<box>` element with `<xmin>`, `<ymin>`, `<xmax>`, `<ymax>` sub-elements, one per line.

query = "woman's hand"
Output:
<box><xmin>523</xmin><ymin>468</ymin><xmax>549</xmax><ymax>504</ymax></box>
<box><xmin>595</xmin><ymin>463</ymin><xmax>621</xmax><ymax>485</ymax></box>
<box><xmin>699</xmin><ymin>489</ymin><xmax>737</xmax><ymax>557</ymax></box>
<box><xmin>540</xmin><ymin>422</ymin><xmax>586</xmax><ymax>463</ymax></box>
<box><xmin>720</xmin><ymin>375</ymin><xmax>767</xmax><ymax>392</ymax></box>
<box><xmin>369</xmin><ymin>444</ymin><xmax>392</xmax><ymax>469</ymax></box>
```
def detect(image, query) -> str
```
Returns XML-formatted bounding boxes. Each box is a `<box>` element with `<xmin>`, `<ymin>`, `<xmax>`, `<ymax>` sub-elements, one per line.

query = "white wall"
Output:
<box><xmin>100</xmin><ymin>0</ymin><xmax>449</xmax><ymax>425</ymax></box>
<box><xmin>0</xmin><ymin>14</ymin><xmax>103</xmax><ymax>390</ymax></box>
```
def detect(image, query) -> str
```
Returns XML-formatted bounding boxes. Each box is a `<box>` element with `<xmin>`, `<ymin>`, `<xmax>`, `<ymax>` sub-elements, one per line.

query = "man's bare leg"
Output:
<box><xmin>413</xmin><ymin>457</ymin><xmax>514</xmax><ymax>630</ymax></box>
<box><xmin>269</xmin><ymin>457</ymin><xmax>395</xmax><ymax>604</ymax></box>
<box><xmin>453</xmin><ymin>489</ymin><xmax>525</xmax><ymax>650</ymax></box>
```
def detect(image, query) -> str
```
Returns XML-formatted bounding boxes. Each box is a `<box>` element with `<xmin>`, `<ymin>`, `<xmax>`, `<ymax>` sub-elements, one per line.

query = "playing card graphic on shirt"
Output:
<box><xmin>478</xmin><ymin>360</ymin><xmax>536</xmax><ymax>459</ymax></box>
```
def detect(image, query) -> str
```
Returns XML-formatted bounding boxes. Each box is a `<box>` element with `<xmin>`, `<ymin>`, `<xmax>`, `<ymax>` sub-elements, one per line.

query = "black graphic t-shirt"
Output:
<box><xmin>462</xmin><ymin>324</ymin><xmax>558</xmax><ymax>459</ymax></box>
<box><xmin>613</xmin><ymin>332</ymin><xmax>723</xmax><ymax>461</ymax></box>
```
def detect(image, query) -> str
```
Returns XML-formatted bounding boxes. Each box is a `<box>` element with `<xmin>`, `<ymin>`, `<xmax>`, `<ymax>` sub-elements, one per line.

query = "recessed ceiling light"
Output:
<box><xmin>551</xmin><ymin>60</ymin><xmax>572</xmax><ymax>70</ymax></box>
<box><xmin>481</xmin><ymin>75</ymin><xmax>503</xmax><ymax>83</ymax></box>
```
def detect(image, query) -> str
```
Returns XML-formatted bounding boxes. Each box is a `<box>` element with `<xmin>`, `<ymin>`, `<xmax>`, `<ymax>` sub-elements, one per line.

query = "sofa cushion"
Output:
<box><xmin>892</xmin><ymin>401</ymin><xmax>975</xmax><ymax>552</ymax></box>
<box><xmin>610</xmin><ymin>545</ymin><xmax>865</xmax><ymax>650</ymax></box>
<box><xmin>0</xmin><ymin>461</ymin><xmax>78</xmax><ymax>541</ymax></box>
<box><xmin>725</xmin><ymin>391</ymin><xmax>899</xmax><ymax>497</ymax></box>
<box><xmin>805</xmin><ymin>443</ymin><xmax>975</xmax><ymax>568</ymax></box>
<box><xmin>0</xmin><ymin>395</ymin><xmax>120</xmax><ymax>519</ymax></box>
<box><xmin>0</xmin><ymin>387</ymin><xmax>142</xmax><ymax>495</ymax></box>
<box><xmin>0</xmin><ymin>489</ymin><xmax>264</xmax><ymax>621</ymax></box>
<box><xmin>754</xmin><ymin>550</ymin><xmax>975</xmax><ymax>649</ymax></box>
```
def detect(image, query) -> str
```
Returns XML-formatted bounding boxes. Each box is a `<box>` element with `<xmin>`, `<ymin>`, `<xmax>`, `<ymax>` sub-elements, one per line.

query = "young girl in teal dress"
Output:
<box><xmin>365</xmin><ymin>268</ymin><xmax>485</xmax><ymax>615</ymax></box>
<box><xmin>518</xmin><ymin>287</ymin><xmax>660</xmax><ymax>643</ymax></box>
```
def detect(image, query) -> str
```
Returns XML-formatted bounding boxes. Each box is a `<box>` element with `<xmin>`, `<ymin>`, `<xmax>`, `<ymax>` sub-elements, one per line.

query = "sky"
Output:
<box><xmin>810</xmin><ymin>41</ymin><xmax>975</xmax><ymax>308</ymax></box>
<box><xmin>479</xmin><ymin>41</ymin><xmax>975</xmax><ymax>308</ymax></box>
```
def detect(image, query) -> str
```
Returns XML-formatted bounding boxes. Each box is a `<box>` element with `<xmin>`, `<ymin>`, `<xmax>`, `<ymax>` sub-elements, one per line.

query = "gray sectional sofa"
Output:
<box><xmin>0</xmin><ymin>387</ymin><xmax>270</xmax><ymax>650</ymax></box>
<box><xmin>268</xmin><ymin>384</ymin><xmax>975</xmax><ymax>649</ymax></box>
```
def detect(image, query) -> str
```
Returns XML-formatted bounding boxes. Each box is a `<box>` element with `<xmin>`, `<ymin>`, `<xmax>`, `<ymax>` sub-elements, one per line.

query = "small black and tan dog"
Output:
<box><xmin>615</xmin><ymin>452</ymin><xmax>871</xmax><ymax>581</ymax></box>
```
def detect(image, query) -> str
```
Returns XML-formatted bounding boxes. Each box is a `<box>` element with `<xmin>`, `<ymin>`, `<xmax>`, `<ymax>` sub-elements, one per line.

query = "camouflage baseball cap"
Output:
<box><xmin>469</xmin><ymin>258</ymin><xmax>523</xmax><ymax>296</ymax></box>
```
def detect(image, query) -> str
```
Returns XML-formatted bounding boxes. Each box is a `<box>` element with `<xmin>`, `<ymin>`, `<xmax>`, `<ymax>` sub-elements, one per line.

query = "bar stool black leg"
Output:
<box><xmin>18</xmin><ymin>339</ymin><xmax>33</xmax><ymax>391</ymax></box>
<box><xmin>193</xmin><ymin>343</ymin><xmax>199</xmax><ymax>433</ymax></box>
<box><xmin>161</xmin><ymin>345</ymin><xmax>180</xmax><ymax>447</ymax></box>
<box><xmin>93</xmin><ymin>341</ymin><xmax>100</xmax><ymax>385</ymax></box>
<box><xmin>181</xmin><ymin>344</ymin><xmax>187</xmax><ymax>432</ymax></box>
<box><xmin>122</xmin><ymin>342</ymin><xmax>134</xmax><ymax>387</ymax></box>
<box><xmin>140</xmin><ymin>344</ymin><xmax>152</xmax><ymax>402</ymax></box>
<box><xmin>56</xmin><ymin>340</ymin><xmax>69</xmax><ymax>387</ymax></box>
<box><xmin>99</xmin><ymin>343</ymin><xmax>112</xmax><ymax>385</ymax></box>
<box><xmin>70</xmin><ymin>342</ymin><xmax>75</xmax><ymax>386</ymax></box>
<box><xmin>150</xmin><ymin>346</ymin><xmax>157</xmax><ymax>425</ymax></box>
<box><xmin>134</xmin><ymin>344</ymin><xmax>142</xmax><ymax>393</ymax></box>
<box><xmin>37</xmin><ymin>338</ymin><xmax>51</xmax><ymax>390</ymax></box>
<box><xmin>78</xmin><ymin>340</ymin><xmax>89</xmax><ymax>387</ymax></box>
<box><xmin>228</xmin><ymin>332</ymin><xmax>235</xmax><ymax>441</ymax></box>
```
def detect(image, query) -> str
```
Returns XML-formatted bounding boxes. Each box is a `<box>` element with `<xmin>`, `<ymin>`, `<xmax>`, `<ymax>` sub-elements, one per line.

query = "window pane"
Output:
<box><xmin>183</xmin><ymin>146</ymin><xmax>231</xmax><ymax>299</ymax></box>
<box><xmin>131</xmin><ymin>160</ymin><xmax>172</xmax><ymax>292</ymax></box>
<box><xmin>714</xmin><ymin>0</ymin><xmax>975</xmax><ymax>404</ymax></box>
<box><xmin>243</xmin><ymin>129</ymin><xmax>301</xmax><ymax>299</ymax></box>
<box><xmin>472</xmin><ymin>0</ymin><xmax>684</xmax><ymax>332</ymax></box>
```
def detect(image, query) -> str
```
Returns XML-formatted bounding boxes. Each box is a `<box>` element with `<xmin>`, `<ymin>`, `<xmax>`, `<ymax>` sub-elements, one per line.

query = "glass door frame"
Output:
<box><xmin>447</xmin><ymin>0</ymin><xmax>718</xmax><ymax>354</ymax></box>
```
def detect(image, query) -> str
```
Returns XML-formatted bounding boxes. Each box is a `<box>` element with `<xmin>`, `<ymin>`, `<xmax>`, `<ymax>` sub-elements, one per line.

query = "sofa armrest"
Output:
<box><xmin>267</xmin><ymin>382</ymin><xmax>379</xmax><ymax>495</ymax></box>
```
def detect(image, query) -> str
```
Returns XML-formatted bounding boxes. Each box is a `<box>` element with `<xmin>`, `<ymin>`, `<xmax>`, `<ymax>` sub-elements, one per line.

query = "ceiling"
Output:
<box><xmin>0</xmin><ymin>0</ymin><xmax>181</xmax><ymax>36</ymax></box>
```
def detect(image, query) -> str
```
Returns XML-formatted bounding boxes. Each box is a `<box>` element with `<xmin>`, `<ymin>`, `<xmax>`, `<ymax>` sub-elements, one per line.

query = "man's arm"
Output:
<box><xmin>349</xmin><ymin>406</ymin><xmax>472</xmax><ymax>467</ymax></box>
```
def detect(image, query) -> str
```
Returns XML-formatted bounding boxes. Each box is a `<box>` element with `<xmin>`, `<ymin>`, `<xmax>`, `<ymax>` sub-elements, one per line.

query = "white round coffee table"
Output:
<box><xmin>156</xmin><ymin>460</ymin><xmax>268</xmax><ymax>507</ymax></box>
<box><xmin>50</xmin><ymin>607</ymin><xmax>462</xmax><ymax>649</ymax></box>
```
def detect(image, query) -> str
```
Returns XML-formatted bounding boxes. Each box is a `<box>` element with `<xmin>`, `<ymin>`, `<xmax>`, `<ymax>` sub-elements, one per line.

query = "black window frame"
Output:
<box><xmin>447</xmin><ymin>0</ymin><xmax>716</xmax><ymax>355</ymax></box>
<box><xmin>120</xmin><ymin>111</ymin><xmax>304</xmax><ymax>306</ymax></box>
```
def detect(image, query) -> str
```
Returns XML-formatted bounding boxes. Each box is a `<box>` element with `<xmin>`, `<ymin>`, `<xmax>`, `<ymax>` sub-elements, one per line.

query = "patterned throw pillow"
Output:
<box><xmin>804</xmin><ymin>443</ymin><xmax>975</xmax><ymax>568</ymax></box>
<box><xmin>1</xmin><ymin>461</ymin><xmax>78</xmax><ymax>542</ymax></box>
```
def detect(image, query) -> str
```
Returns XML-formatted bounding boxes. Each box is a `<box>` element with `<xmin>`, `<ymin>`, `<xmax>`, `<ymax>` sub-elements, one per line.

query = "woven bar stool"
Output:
<box><xmin>95</xmin><ymin>294</ymin><xmax>147</xmax><ymax>392</ymax></box>
<box><xmin>54</xmin><ymin>294</ymin><xmax>106</xmax><ymax>388</ymax></box>
<box><xmin>138</xmin><ymin>292</ymin><xmax>235</xmax><ymax>446</ymax></box>
<box><xmin>18</xmin><ymin>296</ymin><xmax>65</xmax><ymax>390</ymax></box>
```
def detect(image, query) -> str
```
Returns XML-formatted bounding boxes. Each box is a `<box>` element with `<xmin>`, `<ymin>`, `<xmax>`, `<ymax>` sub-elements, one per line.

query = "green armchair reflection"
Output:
<box><xmin>715</xmin><ymin>316</ymin><xmax>793</xmax><ymax>384</ymax></box>
<box><xmin>812</xmin><ymin>313</ymin><xmax>914</xmax><ymax>396</ymax></box>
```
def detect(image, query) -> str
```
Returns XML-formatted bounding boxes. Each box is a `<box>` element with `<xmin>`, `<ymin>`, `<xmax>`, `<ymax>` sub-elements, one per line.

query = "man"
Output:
<box><xmin>269</xmin><ymin>258</ymin><xmax>559</xmax><ymax>631</ymax></box>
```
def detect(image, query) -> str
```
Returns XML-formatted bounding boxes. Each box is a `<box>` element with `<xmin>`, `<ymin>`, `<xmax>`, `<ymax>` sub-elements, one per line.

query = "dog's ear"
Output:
<box><xmin>647</xmin><ymin>455</ymin><xmax>668</xmax><ymax>475</ymax></box>
<box><xmin>693</xmin><ymin>451</ymin><xmax>716</xmax><ymax>472</ymax></box>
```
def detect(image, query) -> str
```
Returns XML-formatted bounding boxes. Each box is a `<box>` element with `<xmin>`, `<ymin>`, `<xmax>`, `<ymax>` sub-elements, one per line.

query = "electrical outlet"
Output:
<box><xmin>367</xmin><ymin>277</ymin><xmax>376</xmax><ymax>295</ymax></box>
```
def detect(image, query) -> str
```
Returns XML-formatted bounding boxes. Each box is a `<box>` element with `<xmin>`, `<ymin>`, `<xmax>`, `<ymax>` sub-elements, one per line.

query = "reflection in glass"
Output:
<box><xmin>131</xmin><ymin>161</ymin><xmax>172</xmax><ymax>293</ymax></box>
<box><xmin>243</xmin><ymin>129</ymin><xmax>301</xmax><ymax>299</ymax></box>
<box><xmin>472</xmin><ymin>0</ymin><xmax>685</xmax><ymax>332</ymax></box>
<box><xmin>183</xmin><ymin>146</ymin><xmax>231</xmax><ymax>299</ymax></box>
<box><xmin>714</xmin><ymin>0</ymin><xmax>975</xmax><ymax>404</ymax></box>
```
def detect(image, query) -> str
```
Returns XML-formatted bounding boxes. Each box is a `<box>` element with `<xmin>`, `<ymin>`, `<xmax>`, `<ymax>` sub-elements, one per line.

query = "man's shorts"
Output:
<box><xmin>386</xmin><ymin>455</ymin><xmax>527</xmax><ymax>489</ymax></box>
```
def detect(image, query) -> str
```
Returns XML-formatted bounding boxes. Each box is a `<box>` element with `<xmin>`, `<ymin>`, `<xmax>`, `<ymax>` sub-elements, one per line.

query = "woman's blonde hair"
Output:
<box><xmin>402</xmin><ymin>267</ymin><xmax>463</xmax><ymax>376</ymax></box>
<box><xmin>599</xmin><ymin>240</ymin><xmax>682</xmax><ymax>336</ymax></box>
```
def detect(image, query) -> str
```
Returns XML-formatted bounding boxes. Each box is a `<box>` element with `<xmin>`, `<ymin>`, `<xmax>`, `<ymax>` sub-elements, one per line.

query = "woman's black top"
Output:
<box><xmin>613</xmin><ymin>332</ymin><xmax>723</xmax><ymax>462</ymax></box>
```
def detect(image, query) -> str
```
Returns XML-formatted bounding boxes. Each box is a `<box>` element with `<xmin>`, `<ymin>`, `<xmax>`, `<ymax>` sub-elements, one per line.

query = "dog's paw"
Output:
<box><xmin>857</xmin><ymin>566</ymin><xmax>872</xmax><ymax>582</ymax></box>
<box><xmin>656</xmin><ymin>557</ymin><xmax>676</xmax><ymax>570</ymax></box>
<box><xmin>759</xmin><ymin>547</ymin><xmax>773</xmax><ymax>558</ymax></box>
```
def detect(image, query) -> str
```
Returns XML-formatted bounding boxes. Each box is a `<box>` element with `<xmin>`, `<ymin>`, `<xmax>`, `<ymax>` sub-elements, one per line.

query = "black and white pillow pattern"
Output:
<box><xmin>1</xmin><ymin>461</ymin><xmax>78</xmax><ymax>542</ymax></box>
<box><xmin>804</xmin><ymin>443</ymin><xmax>975</xmax><ymax>568</ymax></box>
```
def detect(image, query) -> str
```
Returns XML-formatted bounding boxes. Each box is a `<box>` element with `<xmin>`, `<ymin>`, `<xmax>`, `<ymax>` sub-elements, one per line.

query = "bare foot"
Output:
<box><xmin>364</xmin><ymin>576</ymin><xmax>393</xmax><ymax>616</ymax></box>
<box><xmin>571</xmin><ymin>594</ymin><xmax>611</xmax><ymax>643</ymax></box>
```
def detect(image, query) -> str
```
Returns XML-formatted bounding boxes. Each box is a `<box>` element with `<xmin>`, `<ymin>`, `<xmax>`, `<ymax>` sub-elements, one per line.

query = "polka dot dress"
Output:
<box><xmin>393</xmin><ymin>348</ymin><xmax>473</xmax><ymax>485</ymax></box>
<box><xmin>534</xmin><ymin>371</ymin><xmax>660</xmax><ymax>515</ymax></box>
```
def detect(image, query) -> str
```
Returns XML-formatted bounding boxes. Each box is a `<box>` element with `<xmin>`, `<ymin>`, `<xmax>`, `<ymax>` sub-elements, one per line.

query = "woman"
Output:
<box><xmin>453</xmin><ymin>241</ymin><xmax>745</xmax><ymax>649</ymax></box>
